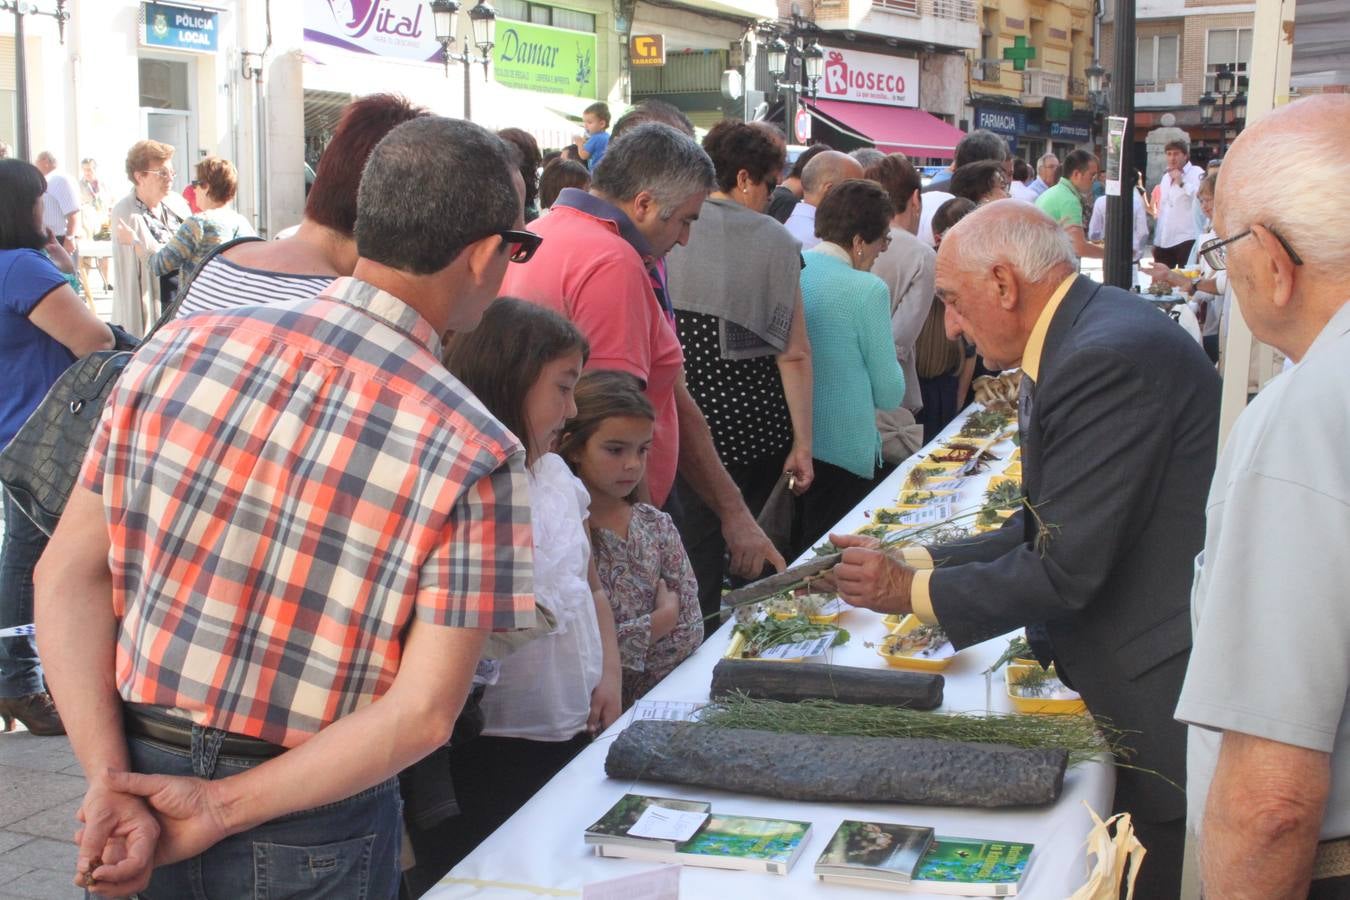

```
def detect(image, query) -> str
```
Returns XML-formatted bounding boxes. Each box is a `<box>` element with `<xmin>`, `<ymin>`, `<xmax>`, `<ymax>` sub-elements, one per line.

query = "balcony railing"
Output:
<box><xmin>927</xmin><ymin>0</ymin><xmax>976</xmax><ymax>22</ymax></box>
<box><xmin>1021</xmin><ymin>68</ymin><xmax>1067</xmax><ymax>101</ymax></box>
<box><xmin>871</xmin><ymin>0</ymin><xmax>975</xmax><ymax>21</ymax></box>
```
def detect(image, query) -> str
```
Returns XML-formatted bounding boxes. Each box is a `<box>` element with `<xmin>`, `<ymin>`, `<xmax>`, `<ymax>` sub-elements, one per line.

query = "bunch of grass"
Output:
<box><xmin>698</xmin><ymin>693</ymin><xmax>1123</xmax><ymax>766</ymax></box>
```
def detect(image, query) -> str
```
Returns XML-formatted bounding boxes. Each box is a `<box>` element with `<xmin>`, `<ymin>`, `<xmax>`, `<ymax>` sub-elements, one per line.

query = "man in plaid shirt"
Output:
<box><xmin>34</xmin><ymin>117</ymin><xmax>538</xmax><ymax>897</ymax></box>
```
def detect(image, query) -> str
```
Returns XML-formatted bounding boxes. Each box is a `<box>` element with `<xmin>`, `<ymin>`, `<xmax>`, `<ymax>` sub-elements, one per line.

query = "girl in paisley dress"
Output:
<box><xmin>559</xmin><ymin>370</ymin><xmax>703</xmax><ymax>708</ymax></box>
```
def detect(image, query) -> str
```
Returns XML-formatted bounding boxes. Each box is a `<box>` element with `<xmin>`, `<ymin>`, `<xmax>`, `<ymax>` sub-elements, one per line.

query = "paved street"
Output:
<box><xmin>1</xmin><ymin>287</ymin><xmax>109</xmax><ymax>899</ymax></box>
<box><xmin>0</xmin><ymin>728</ymin><xmax>86</xmax><ymax>899</ymax></box>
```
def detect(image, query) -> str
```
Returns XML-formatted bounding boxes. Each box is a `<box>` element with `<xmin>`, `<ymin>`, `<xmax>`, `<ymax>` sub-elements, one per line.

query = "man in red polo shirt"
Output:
<box><xmin>501</xmin><ymin>122</ymin><xmax>783</xmax><ymax>580</ymax></box>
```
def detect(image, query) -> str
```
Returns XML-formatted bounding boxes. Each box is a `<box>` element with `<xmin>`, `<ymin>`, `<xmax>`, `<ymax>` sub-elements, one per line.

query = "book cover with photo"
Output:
<box><xmin>595</xmin><ymin>812</ymin><xmax>813</xmax><ymax>875</ymax></box>
<box><xmin>819</xmin><ymin>834</ymin><xmax>1033</xmax><ymax>894</ymax></box>
<box><xmin>814</xmin><ymin>820</ymin><xmax>936</xmax><ymax>883</ymax></box>
<box><xmin>585</xmin><ymin>793</ymin><xmax>712</xmax><ymax>849</ymax></box>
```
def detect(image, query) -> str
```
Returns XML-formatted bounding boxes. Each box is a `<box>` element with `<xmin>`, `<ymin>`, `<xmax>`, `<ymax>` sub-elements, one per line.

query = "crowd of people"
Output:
<box><xmin>0</xmin><ymin>90</ymin><xmax>1346</xmax><ymax>899</ymax></box>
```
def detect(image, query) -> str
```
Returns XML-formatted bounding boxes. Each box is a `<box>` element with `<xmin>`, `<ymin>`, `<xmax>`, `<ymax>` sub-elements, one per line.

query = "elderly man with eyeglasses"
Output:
<box><xmin>1174</xmin><ymin>93</ymin><xmax>1350</xmax><ymax>900</ymax></box>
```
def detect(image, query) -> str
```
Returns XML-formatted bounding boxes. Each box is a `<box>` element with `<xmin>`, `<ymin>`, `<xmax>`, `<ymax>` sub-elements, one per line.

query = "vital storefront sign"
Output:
<box><xmin>819</xmin><ymin>48</ymin><xmax>918</xmax><ymax>109</ymax></box>
<box><xmin>304</xmin><ymin>0</ymin><xmax>443</xmax><ymax>62</ymax></box>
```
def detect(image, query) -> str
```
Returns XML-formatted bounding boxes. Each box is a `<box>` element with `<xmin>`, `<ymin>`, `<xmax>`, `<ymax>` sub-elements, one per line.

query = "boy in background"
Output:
<box><xmin>573</xmin><ymin>102</ymin><xmax>611</xmax><ymax>171</ymax></box>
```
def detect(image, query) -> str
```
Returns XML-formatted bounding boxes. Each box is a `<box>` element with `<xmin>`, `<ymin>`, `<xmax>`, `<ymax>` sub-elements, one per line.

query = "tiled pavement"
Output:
<box><xmin>0</xmin><ymin>728</ymin><xmax>86</xmax><ymax>899</ymax></box>
<box><xmin>1</xmin><ymin>292</ymin><xmax>109</xmax><ymax>898</ymax></box>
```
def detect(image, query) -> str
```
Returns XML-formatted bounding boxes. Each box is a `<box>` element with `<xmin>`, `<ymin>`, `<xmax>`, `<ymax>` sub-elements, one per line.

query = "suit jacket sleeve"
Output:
<box><xmin>930</xmin><ymin>345</ymin><xmax>1176</xmax><ymax>649</ymax></box>
<box><xmin>926</xmin><ymin>510</ymin><xmax>1027</xmax><ymax>569</ymax></box>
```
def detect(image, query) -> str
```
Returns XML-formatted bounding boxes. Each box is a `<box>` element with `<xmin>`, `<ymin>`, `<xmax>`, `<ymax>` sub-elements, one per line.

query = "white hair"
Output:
<box><xmin>1037</xmin><ymin>153</ymin><xmax>1058</xmax><ymax>167</ymax></box>
<box><xmin>1221</xmin><ymin>95</ymin><xmax>1350</xmax><ymax>274</ymax></box>
<box><xmin>948</xmin><ymin>200</ymin><xmax>1078</xmax><ymax>282</ymax></box>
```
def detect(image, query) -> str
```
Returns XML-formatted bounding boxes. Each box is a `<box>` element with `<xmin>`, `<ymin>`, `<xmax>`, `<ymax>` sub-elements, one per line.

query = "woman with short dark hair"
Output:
<box><xmin>950</xmin><ymin>159</ymin><xmax>1010</xmax><ymax>205</ymax></box>
<box><xmin>796</xmin><ymin>178</ymin><xmax>905</xmax><ymax>543</ymax></box>
<box><xmin>0</xmin><ymin>159</ymin><xmax>114</xmax><ymax>735</ymax></box>
<box><xmin>663</xmin><ymin>119</ymin><xmax>815</xmax><ymax>614</ymax></box>
<box><xmin>498</xmin><ymin>128</ymin><xmax>543</xmax><ymax>221</ymax></box>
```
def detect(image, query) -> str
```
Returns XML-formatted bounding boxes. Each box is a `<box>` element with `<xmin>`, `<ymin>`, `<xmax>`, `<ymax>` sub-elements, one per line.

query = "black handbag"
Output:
<box><xmin>0</xmin><ymin>236</ymin><xmax>262</xmax><ymax>535</ymax></box>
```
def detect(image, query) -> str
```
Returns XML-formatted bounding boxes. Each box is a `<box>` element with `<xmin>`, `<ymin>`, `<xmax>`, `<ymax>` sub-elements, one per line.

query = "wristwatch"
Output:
<box><xmin>1184</xmin><ymin>279</ymin><xmax>1198</xmax><ymax>296</ymax></box>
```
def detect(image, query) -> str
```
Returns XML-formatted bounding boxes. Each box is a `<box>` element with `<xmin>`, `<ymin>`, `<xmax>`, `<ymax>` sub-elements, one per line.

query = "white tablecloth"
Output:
<box><xmin>427</xmin><ymin>409</ymin><xmax>1115</xmax><ymax>899</ymax></box>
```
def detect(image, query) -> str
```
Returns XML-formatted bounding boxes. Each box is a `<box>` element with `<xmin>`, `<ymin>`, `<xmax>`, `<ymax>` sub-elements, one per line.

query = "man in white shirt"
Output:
<box><xmin>35</xmin><ymin>151</ymin><xmax>80</xmax><ymax>256</ymax></box>
<box><xmin>1088</xmin><ymin>190</ymin><xmax>1149</xmax><ymax>259</ymax></box>
<box><xmin>1174</xmin><ymin>93</ymin><xmax>1350</xmax><ymax>900</ymax></box>
<box><xmin>783</xmin><ymin>151</ymin><xmax>863</xmax><ymax>250</ymax></box>
<box><xmin>1027</xmin><ymin>152</ymin><xmax>1059</xmax><ymax>197</ymax></box>
<box><xmin>1151</xmin><ymin>139</ymin><xmax>1204</xmax><ymax>268</ymax></box>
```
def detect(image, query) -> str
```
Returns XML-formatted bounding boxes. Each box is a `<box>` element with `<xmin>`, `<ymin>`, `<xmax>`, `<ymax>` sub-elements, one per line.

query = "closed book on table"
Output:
<box><xmin>814</xmin><ymin>820</ymin><xmax>936</xmax><ymax>884</ymax></box>
<box><xmin>593</xmin><ymin>812</ymin><xmax>813</xmax><ymax>875</ymax></box>
<box><xmin>584</xmin><ymin>793</ymin><xmax>712</xmax><ymax>850</ymax></box>
<box><xmin>820</xmin><ymin>834</ymin><xmax>1034</xmax><ymax>895</ymax></box>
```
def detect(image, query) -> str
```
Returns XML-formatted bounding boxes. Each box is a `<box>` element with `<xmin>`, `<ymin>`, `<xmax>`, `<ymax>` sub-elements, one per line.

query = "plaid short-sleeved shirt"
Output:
<box><xmin>80</xmin><ymin>277</ymin><xmax>535</xmax><ymax>748</ymax></box>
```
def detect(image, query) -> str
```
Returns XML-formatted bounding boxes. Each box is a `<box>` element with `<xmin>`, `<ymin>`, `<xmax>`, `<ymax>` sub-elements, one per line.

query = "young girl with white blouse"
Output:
<box><xmin>439</xmin><ymin>299</ymin><xmax>623</xmax><ymax>864</ymax></box>
<box><xmin>558</xmin><ymin>370</ymin><xmax>703</xmax><ymax>708</ymax></box>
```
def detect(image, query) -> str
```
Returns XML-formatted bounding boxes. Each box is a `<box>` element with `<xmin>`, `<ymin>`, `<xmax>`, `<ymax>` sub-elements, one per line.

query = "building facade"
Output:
<box><xmin>740</xmin><ymin>0</ymin><xmax>976</xmax><ymax>163</ymax></box>
<box><xmin>1099</xmin><ymin>0</ymin><xmax>1255</xmax><ymax>171</ymax></box>
<box><xmin>964</xmin><ymin>0</ymin><xmax>1097</xmax><ymax>163</ymax></box>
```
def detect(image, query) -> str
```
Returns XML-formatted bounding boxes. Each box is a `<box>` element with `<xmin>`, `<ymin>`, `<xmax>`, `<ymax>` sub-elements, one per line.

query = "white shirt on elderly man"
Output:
<box><xmin>1175</xmin><ymin>300</ymin><xmax>1350</xmax><ymax>842</ymax></box>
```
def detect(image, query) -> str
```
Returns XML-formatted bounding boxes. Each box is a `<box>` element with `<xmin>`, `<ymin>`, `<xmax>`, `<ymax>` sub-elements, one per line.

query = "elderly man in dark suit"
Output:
<box><xmin>830</xmin><ymin>200</ymin><xmax>1220</xmax><ymax>897</ymax></box>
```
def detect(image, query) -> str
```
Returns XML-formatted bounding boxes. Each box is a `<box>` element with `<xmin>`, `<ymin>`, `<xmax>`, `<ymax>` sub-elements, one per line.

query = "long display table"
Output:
<box><xmin>427</xmin><ymin>406</ymin><xmax>1115</xmax><ymax>898</ymax></box>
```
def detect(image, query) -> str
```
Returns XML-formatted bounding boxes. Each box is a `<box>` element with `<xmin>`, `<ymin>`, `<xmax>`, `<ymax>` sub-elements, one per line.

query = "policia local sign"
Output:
<box><xmin>141</xmin><ymin>2</ymin><xmax>219</xmax><ymax>53</ymax></box>
<box><xmin>493</xmin><ymin>19</ymin><xmax>597</xmax><ymax>98</ymax></box>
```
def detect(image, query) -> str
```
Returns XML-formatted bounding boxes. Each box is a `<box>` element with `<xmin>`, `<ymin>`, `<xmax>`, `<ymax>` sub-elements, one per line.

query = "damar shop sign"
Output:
<box><xmin>819</xmin><ymin>47</ymin><xmax>919</xmax><ymax>109</ymax></box>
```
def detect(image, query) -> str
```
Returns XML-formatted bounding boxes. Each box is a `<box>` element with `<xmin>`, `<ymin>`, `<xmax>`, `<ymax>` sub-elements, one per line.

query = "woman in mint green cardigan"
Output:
<box><xmin>797</xmin><ymin>178</ymin><xmax>906</xmax><ymax>545</ymax></box>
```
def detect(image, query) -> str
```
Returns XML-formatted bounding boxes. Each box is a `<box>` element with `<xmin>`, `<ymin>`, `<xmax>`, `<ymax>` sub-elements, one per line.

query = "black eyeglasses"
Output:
<box><xmin>497</xmin><ymin>229</ymin><xmax>543</xmax><ymax>264</ymax></box>
<box><xmin>1199</xmin><ymin>226</ymin><xmax>1303</xmax><ymax>271</ymax></box>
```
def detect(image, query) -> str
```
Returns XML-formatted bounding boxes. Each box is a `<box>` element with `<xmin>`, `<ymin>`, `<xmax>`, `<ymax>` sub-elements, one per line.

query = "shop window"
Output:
<box><xmin>1205</xmin><ymin>28</ymin><xmax>1251</xmax><ymax>92</ymax></box>
<box><xmin>551</xmin><ymin>7</ymin><xmax>596</xmax><ymax>32</ymax></box>
<box><xmin>496</xmin><ymin>0</ymin><xmax>595</xmax><ymax>33</ymax></box>
<box><xmin>0</xmin><ymin>36</ymin><xmax>17</xmax><ymax>148</ymax></box>
<box><xmin>977</xmin><ymin>9</ymin><xmax>998</xmax><ymax>82</ymax></box>
<box><xmin>1135</xmin><ymin>34</ymin><xmax>1179</xmax><ymax>89</ymax></box>
<box><xmin>0</xmin><ymin>91</ymin><xmax>15</xmax><ymax>150</ymax></box>
<box><xmin>139</xmin><ymin>58</ymin><xmax>190</xmax><ymax>110</ymax></box>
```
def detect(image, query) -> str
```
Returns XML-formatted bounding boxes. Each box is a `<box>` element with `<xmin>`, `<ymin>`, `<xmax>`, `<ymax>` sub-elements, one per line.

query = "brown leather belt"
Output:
<box><xmin>1314</xmin><ymin>836</ymin><xmax>1350</xmax><ymax>881</ymax></box>
<box><xmin>124</xmin><ymin>706</ymin><xmax>286</xmax><ymax>760</ymax></box>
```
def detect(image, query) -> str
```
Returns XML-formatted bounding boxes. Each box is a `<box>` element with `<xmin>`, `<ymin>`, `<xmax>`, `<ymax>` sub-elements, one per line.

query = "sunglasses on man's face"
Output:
<box><xmin>497</xmin><ymin>229</ymin><xmax>543</xmax><ymax>264</ymax></box>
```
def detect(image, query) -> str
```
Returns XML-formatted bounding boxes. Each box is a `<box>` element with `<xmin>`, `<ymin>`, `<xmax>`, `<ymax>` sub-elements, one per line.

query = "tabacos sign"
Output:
<box><xmin>304</xmin><ymin>0</ymin><xmax>444</xmax><ymax>62</ymax></box>
<box><xmin>820</xmin><ymin>47</ymin><xmax>919</xmax><ymax>108</ymax></box>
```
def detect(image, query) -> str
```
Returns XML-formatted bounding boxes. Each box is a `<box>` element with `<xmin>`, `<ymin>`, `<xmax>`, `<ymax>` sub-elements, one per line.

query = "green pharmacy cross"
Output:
<box><xmin>1003</xmin><ymin>36</ymin><xmax>1037</xmax><ymax>71</ymax></box>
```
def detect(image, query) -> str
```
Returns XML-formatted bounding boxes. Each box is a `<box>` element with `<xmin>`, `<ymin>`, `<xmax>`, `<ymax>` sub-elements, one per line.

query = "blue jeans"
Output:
<box><xmin>128</xmin><ymin>726</ymin><xmax>402</xmax><ymax>899</ymax></box>
<box><xmin>0</xmin><ymin>492</ymin><xmax>46</xmax><ymax>698</ymax></box>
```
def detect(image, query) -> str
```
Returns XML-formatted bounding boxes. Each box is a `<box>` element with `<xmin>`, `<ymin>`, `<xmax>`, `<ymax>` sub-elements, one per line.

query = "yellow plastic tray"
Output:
<box><xmin>723</xmin><ymin>630</ymin><xmax>801</xmax><ymax>662</ymax></box>
<box><xmin>876</xmin><ymin>615</ymin><xmax>956</xmax><ymax>672</ymax></box>
<box><xmin>766</xmin><ymin>594</ymin><xmax>843</xmax><ymax>625</ymax></box>
<box><xmin>1005</xmin><ymin>661</ymin><xmax>1087</xmax><ymax>714</ymax></box>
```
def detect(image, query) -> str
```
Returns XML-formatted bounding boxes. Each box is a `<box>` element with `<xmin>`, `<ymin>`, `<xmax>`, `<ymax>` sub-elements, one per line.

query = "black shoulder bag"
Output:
<box><xmin>0</xmin><ymin>236</ymin><xmax>264</xmax><ymax>535</ymax></box>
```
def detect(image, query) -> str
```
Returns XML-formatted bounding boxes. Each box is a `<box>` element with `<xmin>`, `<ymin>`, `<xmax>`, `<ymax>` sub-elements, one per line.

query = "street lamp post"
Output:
<box><xmin>763</xmin><ymin>29</ymin><xmax>823</xmax><ymax>142</ymax></box>
<box><xmin>1199</xmin><ymin>64</ymin><xmax>1245</xmax><ymax>157</ymax></box>
<box><xmin>1</xmin><ymin>0</ymin><xmax>70</xmax><ymax>160</ymax></box>
<box><xmin>429</xmin><ymin>0</ymin><xmax>497</xmax><ymax>121</ymax></box>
